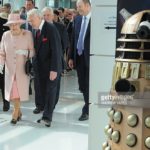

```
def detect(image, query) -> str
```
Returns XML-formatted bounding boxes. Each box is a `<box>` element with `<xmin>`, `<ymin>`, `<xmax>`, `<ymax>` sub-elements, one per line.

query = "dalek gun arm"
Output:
<box><xmin>115</xmin><ymin>79</ymin><xmax>136</xmax><ymax>95</ymax></box>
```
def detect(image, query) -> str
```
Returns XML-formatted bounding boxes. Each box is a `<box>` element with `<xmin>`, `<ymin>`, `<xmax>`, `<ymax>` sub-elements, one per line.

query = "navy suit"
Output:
<box><xmin>33</xmin><ymin>21</ymin><xmax>62</xmax><ymax>121</ymax></box>
<box><xmin>69</xmin><ymin>15</ymin><xmax>91</xmax><ymax>115</ymax></box>
<box><xmin>53</xmin><ymin>22</ymin><xmax>69</xmax><ymax>108</ymax></box>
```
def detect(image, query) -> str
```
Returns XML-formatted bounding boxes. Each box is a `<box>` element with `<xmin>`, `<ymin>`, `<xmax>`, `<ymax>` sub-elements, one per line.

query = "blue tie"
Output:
<box><xmin>77</xmin><ymin>16</ymin><xmax>87</xmax><ymax>55</ymax></box>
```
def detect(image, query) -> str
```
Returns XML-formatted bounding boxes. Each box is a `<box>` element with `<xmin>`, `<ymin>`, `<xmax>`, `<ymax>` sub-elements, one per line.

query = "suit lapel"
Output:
<box><xmin>78</xmin><ymin>16</ymin><xmax>82</xmax><ymax>34</ymax></box>
<box><xmin>84</xmin><ymin>18</ymin><xmax>91</xmax><ymax>39</ymax></box>
<box><xmin>36</xmin><ymin>22</ymin><xmax>47</xmax><ymax>54</ymax></box>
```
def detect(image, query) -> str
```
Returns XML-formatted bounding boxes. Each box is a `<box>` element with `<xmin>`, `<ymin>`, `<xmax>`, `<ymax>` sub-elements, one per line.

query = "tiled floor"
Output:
<box><xmin>0</xmin><ymin>71</ymin><xmax>88</xmax><ymax>150</ymax></box>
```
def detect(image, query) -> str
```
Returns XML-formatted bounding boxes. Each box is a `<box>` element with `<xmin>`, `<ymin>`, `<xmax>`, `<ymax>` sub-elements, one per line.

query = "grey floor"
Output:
<box><xmin>0</xmin><ymin>71</ymin><xmax>88</xmax><ymax>150</ymax></box>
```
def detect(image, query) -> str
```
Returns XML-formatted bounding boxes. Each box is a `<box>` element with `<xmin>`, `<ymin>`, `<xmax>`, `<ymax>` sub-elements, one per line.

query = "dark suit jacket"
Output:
<box><xmin>66</xmin><ymin>21</ymin><xmax>73</xmax><ymax>43</ymax></box>
<box><xmin>69</xmin><ymin>15</ymin><xmax>91</xmax><ymax>68</ymax></box>
<box><xmin>53</xmin><ymin>21</ymin><xmax>69</xmax><ymax>52</ymax></box>
<box><xmin>33</xmin><ymin>21</ymin><xmax>62</xmax><ymax>78</ymax></box>
<box><xmin>0</xmin><ymin>17</ymin><xmax>9</xmax><ymax>89</ymax></box>
<box><xmin>0</xmin><ymin>17</ymin><xmax>9</xmax><ymax>41</ymax></box>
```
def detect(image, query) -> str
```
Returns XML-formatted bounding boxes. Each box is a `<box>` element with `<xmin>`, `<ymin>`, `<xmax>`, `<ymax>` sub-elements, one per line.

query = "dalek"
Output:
<box><xmin>103</xmin><ymin>10</ymin><xmax>150</xmax><ymax>150</ymax></box>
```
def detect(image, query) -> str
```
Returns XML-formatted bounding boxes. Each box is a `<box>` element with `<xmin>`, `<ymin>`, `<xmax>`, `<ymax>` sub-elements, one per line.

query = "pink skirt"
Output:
<box><xmin>10</xmin><ymin>77</ymin><xmax>20</xmax><ymax>100</ymax></box>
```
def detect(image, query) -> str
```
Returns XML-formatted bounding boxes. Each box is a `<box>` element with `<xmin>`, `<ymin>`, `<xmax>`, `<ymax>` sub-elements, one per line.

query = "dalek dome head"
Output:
<box><xmin>121</xmin><ymin>10</ymin><xmax>150</xmax><ymax>38</ymax></box>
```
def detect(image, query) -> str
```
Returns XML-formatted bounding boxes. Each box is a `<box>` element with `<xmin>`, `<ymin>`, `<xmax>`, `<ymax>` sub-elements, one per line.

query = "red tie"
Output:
<box><xmin>36</xmin><ymin>29</ymin><xmax>40</xmax><ymax>39</ymax></box>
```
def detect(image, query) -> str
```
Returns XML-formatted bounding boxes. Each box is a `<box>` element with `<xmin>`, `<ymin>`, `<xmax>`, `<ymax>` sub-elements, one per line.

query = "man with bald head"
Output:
<box><xmin>68</xmin><ymin>0</ymin><xmax>91</xmax><ymax>121</ymax></box>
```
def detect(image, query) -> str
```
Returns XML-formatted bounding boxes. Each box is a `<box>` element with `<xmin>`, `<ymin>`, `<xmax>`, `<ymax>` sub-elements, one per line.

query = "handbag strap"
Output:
<box><xmin>27</xmin><ymin>50</ymin><xmax>30</xmax><ymax>59</ymax></box>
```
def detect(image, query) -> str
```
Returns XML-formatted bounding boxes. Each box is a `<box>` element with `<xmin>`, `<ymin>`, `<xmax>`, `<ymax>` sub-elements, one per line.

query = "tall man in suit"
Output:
<box><xmin>68</xmin><ymin>0</ymin><xmax>91</xmax><ymax>121</ymax></box>
<box><xmin>27</xmin><ymin>9</ymin><xmax>62</xmax><ymax>127</ymax></box>
<box><xmin>42</xmin><ymin>7</ymin><xmax>69</xmax><ymax>109</ymax></box>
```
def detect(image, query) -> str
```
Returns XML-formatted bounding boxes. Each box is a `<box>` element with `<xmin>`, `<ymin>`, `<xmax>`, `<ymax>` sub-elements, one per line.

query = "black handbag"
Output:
<box><xmin>25</xmin><ymin>51</ymin><xmax>32</xmax><ymax>75</ymax></box>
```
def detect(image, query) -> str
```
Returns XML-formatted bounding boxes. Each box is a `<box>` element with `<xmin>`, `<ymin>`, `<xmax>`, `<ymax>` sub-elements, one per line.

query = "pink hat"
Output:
<box><xmin>4</xmin><ymin>13</ymin><xmax>26</xmax><ymax>26</ymax></box>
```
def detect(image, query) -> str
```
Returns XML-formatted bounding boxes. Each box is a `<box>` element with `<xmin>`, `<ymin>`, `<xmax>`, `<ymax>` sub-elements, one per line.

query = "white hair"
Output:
<box><xmin>41</xmin><ymin>7</ymin><xmax>54</xmax><ymax>15</ymax></box>
<box><xmin>27</xmin><ymin>8</ymin><xmax>42</xmax><ymax>19</ymax></box>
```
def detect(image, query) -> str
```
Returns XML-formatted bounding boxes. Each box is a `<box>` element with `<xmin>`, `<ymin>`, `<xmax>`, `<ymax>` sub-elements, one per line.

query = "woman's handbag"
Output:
<box><xmin>25</xmin><ymin>51</ymin><xmax>32</xmax><ymax>75</ymax></box>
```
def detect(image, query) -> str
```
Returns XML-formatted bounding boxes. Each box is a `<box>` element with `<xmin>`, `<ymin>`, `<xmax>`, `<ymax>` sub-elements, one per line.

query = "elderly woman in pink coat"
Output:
<box><xmin>0</xmin><ymin>13</ymin><xmax>34</xmax><ymax>124</ymax></box>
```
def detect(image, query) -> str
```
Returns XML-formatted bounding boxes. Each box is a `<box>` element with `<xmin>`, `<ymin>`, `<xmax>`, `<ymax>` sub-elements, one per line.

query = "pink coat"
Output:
<box><xmin>0</xmin><ymin>30</ymin><xmax>34</xmax><ymax>101</ymax></box>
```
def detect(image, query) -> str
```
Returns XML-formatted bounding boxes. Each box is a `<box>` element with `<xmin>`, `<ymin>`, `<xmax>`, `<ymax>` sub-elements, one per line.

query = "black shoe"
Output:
<box><xmin>37</xmin><ymin>118</ymin><xmax>51</xmax><ymax>127</ymax></box>
<box><xmin>10</xmin><ymin>119</ymin><xmax>17</xmax><ymax>125</ymax></box>
<box><xmin>3</xmin><ymin>105</ymin><xmax>10</xmax><ymax>112</ymax></box>
<box><xmin>17</xmin><ymin>113</ymin><xmax>22</xmax><ymax>121</ymax></box>
<box><xmin>78</xmin><ymin>113</ymin><xmax>89</xmax><ymax>121</ymax></box>
<box><xmin>33</xmin><ymin>108</ymin><xmax>42</xmax><ymax>114</ymax></box>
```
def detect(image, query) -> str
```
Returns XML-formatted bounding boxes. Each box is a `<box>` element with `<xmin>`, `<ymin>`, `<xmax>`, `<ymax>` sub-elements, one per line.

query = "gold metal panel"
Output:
<box><xmin>130</xmin><ymin>63</ymin><xmax>140</xmax><ymax>79</ymax></box>
<box><xmin>121</xmin><ymin>62</ymin><xmax>130</xmax><ymax>79</ymax></box>
<box><xmin>145</xmin><ymin>64</ymin><xmax>150</xmax><ymax>79</ymax></box>
<box><xmin>111</xmin><ymin>62</ymin><xmax>122</xmax><ymax>90</ymax></box>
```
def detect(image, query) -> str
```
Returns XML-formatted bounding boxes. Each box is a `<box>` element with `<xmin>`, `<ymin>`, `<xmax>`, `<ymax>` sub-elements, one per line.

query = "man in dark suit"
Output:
<box><xmin>57</xmin><ymin>7</ymin><xmax>69</xmax><ymax>27</ymax></box>
<box><xmin>42</xmin><ymin>7</ymin><xmax>69</xmax><ymax>109</ymax></box>
<box><xmin>0</xmin><ymin>12</ymin><xmax>10</xmax><ymax>111</ymax></box>
<box><xmin>27</xmin><ymin>9</ymin><xmax>62</xmax><ymax>127</ymax></box>
<box><xmin>68</xmin><ymin>0</ymin><xmax>91</xmax><ymax>121</ymax></box>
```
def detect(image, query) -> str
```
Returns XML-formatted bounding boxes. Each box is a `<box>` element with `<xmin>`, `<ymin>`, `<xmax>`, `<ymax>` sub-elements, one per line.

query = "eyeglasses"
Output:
<box><xmin>9</xmin><ymin>23</ymin><xmax>20</xmax><ymax>27</ymax></box>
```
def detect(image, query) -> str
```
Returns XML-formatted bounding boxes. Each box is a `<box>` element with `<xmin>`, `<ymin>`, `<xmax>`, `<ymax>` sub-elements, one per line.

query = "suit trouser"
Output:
<box><xmin>34</xmin><ymin>73</ymin><xmax>61</xmax><ymax>111</ymax></box>
<box><xmin>0</xmin><ymin>73</ymin><xmax>9</xmax><ymax>107</ymax></box>
<box><xmin>42</xmin><ymin>76</ymin><xmax>59</xmax><ymax>121</ymax></box>
<box><xmin>54</xmin><ymin>74</ymin><xmax>61</xmax><ymax>109</ymax></box>
<box><xmin>76</xmin><ymin>54</ymin><xmax>89</xmax><ymax>115</ymax></box>
<box><xmin>34</xmin><ymin>74</ymin><xmax>44</xmax><ymax>110</ymax></box>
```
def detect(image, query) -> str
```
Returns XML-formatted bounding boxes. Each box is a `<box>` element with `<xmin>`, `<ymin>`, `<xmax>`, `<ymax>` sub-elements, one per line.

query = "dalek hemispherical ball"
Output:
<box><xmin>108</xmin><ymin>109</ymin><xmax>115</xmax><ymax>121</ymax></box>
<box><xmin>145</xmin><ymin>137</ymin><xmax>150</xmax><ymax>149</ymax></box>
<box><xmin>107</xmin><ymin>128</ymin><xmax>113</xmax><ymax>139</ymax></box>
<box><xmin>102</xmin><ymin>141</ymin><xmax>108</xmax><ymax>149</ymax></box>
<box><xmin>113</xmin><ymin>111</ymin><xmax>123</xmax><ymax>124</ymax></box>
<box><xmin>126</xmin><ymin>133</ymin><xmax>137</xmax><ymax>147</ymax></box>
<box><xmin>111</xmin><ymin>130</ymin><xmax>120</xmax><ymax>143</ymax></box>
<box><xmin>145</xmin><ymin>116</ymin><xmax>150</xmax><ymax>128</ymax></box>
<box><xmin>104</xmin><ymin>146</ymin><xmax>111</xmax><ymax>150</ymax></box>
<box><xmin>127</xmin><ymin>114</ymin><xmax>138</xmax><ymax>127</ymax></box>
<box><xmin>104</xmin><ymin>125</ymin><xmax>110</xmax><ymax>135</ymax></box>
<box><xmin>107</xmin><ymin>108</ymin><xmax>113</xmax><ymax>117</ymax></box>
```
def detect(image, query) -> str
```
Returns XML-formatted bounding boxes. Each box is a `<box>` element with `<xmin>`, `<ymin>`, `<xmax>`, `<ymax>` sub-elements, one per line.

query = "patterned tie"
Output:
<box><xmin>77</xmin><ymin>16</ymin><xmax>87</xmax><ymax>55</ymax></box>
<box><xmin>36</xmin><ymin>29</ymin><xmax>41</xmax><ymax>39</ymax></box>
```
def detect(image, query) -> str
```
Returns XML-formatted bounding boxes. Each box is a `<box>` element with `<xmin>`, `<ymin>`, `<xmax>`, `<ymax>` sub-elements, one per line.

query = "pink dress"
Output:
<box><xmin>10</xmin><ymin>76</ymin><xmax>20</xmax><ymax>100</ymax></box>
